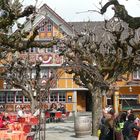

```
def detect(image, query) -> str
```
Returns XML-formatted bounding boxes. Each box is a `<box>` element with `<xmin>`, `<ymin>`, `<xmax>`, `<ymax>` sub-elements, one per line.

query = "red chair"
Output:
<box><xmin>30</xmin><ymin>117</ymin><xmax>39</xmax><ymax>125</ymax></box>
<box><xmin>0</xmin><ymin>117</ymin><xmax>4</xmax><ymax>128</ymax></box>
<box><xmin>23</xmin><ymin>124</ymin><xmax>31</xmax><ymax>133</ymax></box>
<box><xmin>61</xmin><ymin>111</ymin><xmax>70</xmax><ymax>121</ymax></box>
<box><xmin>18</xmin><ymin>117</ymin><xmax>25</xmax><ymax>123</ymax></box>
<box><xmin>54</xmin><ymin>112</ymin><xmax>62</xmax><ymax>122</ymax></box>
<box><xmin>9</xmin><ymin>115</ymin><xmax>17</xmax><ymax>123</ymax></box>
<box><xmin>45</xmin><ymin>112</ymin><xmax>50</xmax><ymax>123</ymax></box>
<box><xmin>66</xmin><ymin>112</ymin><xmax>70</xmax><ymax>117</ymax></box>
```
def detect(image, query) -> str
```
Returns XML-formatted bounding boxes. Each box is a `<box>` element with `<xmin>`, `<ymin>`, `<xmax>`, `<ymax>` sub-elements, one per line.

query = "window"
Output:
<box><xmin>30</xmin><ymin>48</ymin><xmax>34</xmax><ymax>53</ymax></box>
<box><xmin>47</xmin><ymin>47</ymin><xmax>53</xmax><ymax>52</ymax></box>
<box><xmin>15</xmin><ymin>92</ymin><xmax>23</xmax><ymax>103</ymax></box>
<box><xmin>32</xmin><ymin>69</ymin><xmax>36</xmax><ymax>79</ymax></box>
<box><xmin>54</xmin><ymin>45</ymin><xmax>59</xmax><ymax>53</ymax></box>
<box><xmin>58</xmin><ymin>92</ymin><xmax>66</xmax><ymax>102</ymax></box>
<box><xmin>7</xmin><ymin>92</ymin><xmax>14</xmax><ymax>103</ymax></box>
<box><xmin>133</xmin><ymin>68</ymin><xmax>140</xmax><ymax>79</ymax></box>
<box><xmin>39</xmin><ymin>22</ymin><xmax>45</xmax><ymax>32</ymax></box>
<box><xmin>0</xmin><ymin>92</ymin><xmax>5</xmax><ymax>103</ymax></box>
<box><xmin>47</xmin><ymin>24</ymin><xmax>52</xmax><ymax>32</ymax></box>
<box><xmin>24</xmin><ymin>96</ymin><xmax>31</xmax><ymax>103</ymax></box>
<box><xmin>50</xmin><ymin>92</ymin><xmax>57</xmax><ymax>102</ymax></box>
<box><xmin>40</xmin><ymin>68</ymin><xmax>49</xmax><ymax>78</ymax></box>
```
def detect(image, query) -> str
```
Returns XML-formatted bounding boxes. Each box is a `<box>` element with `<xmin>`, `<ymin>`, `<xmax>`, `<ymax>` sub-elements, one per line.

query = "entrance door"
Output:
<box><xmin>86</xmin><ymin>91</ymin><xmax>92</xmax><ymax>111</ymax></box>
<box><xmin>77</xmin><ymin>91</ymin><xmax>86</xmax><ymax>112</ymax></box>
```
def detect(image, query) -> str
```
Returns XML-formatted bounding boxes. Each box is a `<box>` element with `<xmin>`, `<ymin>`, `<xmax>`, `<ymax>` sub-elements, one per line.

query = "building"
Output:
<box><xmin>0</xmin><ymin>4</ymin><xmax>139</xmax><ymax>113</ymax></box>
<box><xmin>0</xmin><ymin>4</ymin><xmax>92</xmax><ymax>112</ymax></box>
<box><xmin>70</xmin><ymin>21</ymin><xmax>140</xmax><ymax>113</ymax></box>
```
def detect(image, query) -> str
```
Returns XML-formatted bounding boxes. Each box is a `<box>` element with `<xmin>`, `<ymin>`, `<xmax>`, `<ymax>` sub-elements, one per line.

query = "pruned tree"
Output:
<box><xmin>0</xmin><ymin>0</ymin><xmax>59</xmax><ymax>112</ymax></box>
<box><xmin>1</xmin><ymin>55</ymin><xmax>63</xmax><ymax>112</ymax></box>
<box><xmin>100</xmin><ymin>0</ymin><xmax>140</xmax><ymax>29</ymax></box>
<box><xmin>60</xmin><ymin>14</ymin><xmax>140</xmax><ymax>134</ymax></box>
<box><xmin>0</xmin><ymin>0</ymin><xmax>57</xmax><ymax>60</ymax></box>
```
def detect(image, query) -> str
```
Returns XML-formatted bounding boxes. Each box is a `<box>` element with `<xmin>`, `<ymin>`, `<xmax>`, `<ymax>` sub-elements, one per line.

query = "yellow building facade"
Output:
<box><xmin>0</xmin><ymin>4</ymin><xmax>91</xmax><ymax>112</ymax></box>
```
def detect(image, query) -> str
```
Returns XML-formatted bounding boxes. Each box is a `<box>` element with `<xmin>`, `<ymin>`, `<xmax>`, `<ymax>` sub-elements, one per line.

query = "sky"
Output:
<box><xmin>22</xmin><ymin>0</ymin><xmax>140</xmax><ymax>22</ymax></box>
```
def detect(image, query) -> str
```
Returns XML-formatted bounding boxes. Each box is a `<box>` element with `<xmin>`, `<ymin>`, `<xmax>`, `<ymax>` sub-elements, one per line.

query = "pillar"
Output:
<box><xmin>73</xmin><ymin>91</ymin><xmax>77</xmax><ymax>116</ymax></box>
<box><xmin>138</xmin><ymin>94</ymin><xmax>140</xmax><ymax>104</ymax></box>
<box><xmin>113</xmin><ymin>91</ymin><xmax>119</xmax><ymax>114</ymax></box>
<box><xmin>102</xmin><ymin>95</ymin><xmax>107</xmax><ymax>109</ymax></box>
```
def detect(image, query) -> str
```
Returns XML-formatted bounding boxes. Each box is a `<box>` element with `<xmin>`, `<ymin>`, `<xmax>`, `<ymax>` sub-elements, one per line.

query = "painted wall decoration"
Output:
<box><xmin>54</xmin><ymin>54</ymin><xmax>63</xmax><ymax>64</ymax></box>
<box><xmin>38</xmin><ymin>54</ymin><xmax>53</xmax><ymax>64</ymax></box>
<box><xmin>20</xmin><ymin>53</ymin><xmax>63</xmax><ymax>65</ymax></box>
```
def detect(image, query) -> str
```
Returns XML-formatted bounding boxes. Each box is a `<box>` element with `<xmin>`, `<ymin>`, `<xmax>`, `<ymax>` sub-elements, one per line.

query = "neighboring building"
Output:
<box><xmin>70</xmin><ymin>21</ymin><xmax>140</xmax><ymax>113</ymax></box>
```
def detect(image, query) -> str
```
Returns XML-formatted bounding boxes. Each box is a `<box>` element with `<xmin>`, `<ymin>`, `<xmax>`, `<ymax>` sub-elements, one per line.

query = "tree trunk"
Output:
<box><xmin>91</xmin><ymin>88</ymin><xmax>102</xmax><ymax>136</ymax></box>
<box><xmin>30</xmin><ymin>98</ymin><xmax>38</xmax><ymax>113</ymax></box>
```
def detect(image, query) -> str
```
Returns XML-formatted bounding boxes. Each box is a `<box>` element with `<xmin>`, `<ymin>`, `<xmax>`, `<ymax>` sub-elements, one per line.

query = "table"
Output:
<box><xmin>8</xmin><ymin>122</ymin><xmax>32</xmax><ymax>133</ymax></box>
<box><xmin>0</xmin><ymin>130</ymin><xmax>27</xmax><ymax>140</ymax></box>
<box><xmin>49</xmin><ymin>111</ymin><xmax>62</xmax><ymax>122</ymax></box>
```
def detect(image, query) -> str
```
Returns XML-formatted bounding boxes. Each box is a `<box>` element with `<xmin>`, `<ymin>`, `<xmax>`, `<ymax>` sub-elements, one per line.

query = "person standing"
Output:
<box><xmin>17</xmin><ymin>107</ymin><xmax>26</xmax><ymax>118</ymax></box>
<box><xmin>123</xmin><ymin>114</ymin><xmax>140</xmax><ymax>140</ymax></box>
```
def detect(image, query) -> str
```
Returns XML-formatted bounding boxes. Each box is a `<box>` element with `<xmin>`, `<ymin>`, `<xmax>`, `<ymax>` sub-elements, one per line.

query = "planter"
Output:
<box><xmin>74</xmin><ymin>115</ymin><xmax>91</xmax><ymax>138</ymax></box>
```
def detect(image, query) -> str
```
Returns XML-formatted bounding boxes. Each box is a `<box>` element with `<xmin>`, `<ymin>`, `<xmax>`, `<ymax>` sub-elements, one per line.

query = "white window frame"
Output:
<box><xmin>39</xmin><ymin>22</ymin><xmax>45</xmax><ymax>32</ymax></box>
<box><xmin>15</xmin><ymin>92</ymin><xmax>23</xmax><ymax>103</ymax></box>
<box><xmin>47</xmin><ymin>23</ymin><xmax>52</xmax><ymax>32</ymax></box>
<box><xmin>6</xmin><ymin>92</ymin><xmax>15</xmax><ymax>103</ymax></box>
<box><xmin>40</xmin><ymin>68</ymin><xmax>49</xmax><ymax>78</ymax></box>
<box><xmin>24</xmin><ymin>96</ymin><xmax>31</xmax><ymax>103</ymax></box>
<box><xmin>133</xmin><ymin>69</ymin><xmax>140</xmax><ymax>80</ymax></box>
<box><xmin>32</xmin><ymin>69</ymin><xmax>36</xmax><ymax>79</ymax></box>
<box><xmin>58</xmin><ymin>92</ymin><xmax>66</xmax><ymax>102</ymax></box>
<box><xmin>50</xmin><ymin>92</ymin><xmax>57</xmax><ymax>102</ymax></box>
<box><xmin>0</xmin><ymin>92</ymin><xmax>6</xmax><ymax>103</ymax></box>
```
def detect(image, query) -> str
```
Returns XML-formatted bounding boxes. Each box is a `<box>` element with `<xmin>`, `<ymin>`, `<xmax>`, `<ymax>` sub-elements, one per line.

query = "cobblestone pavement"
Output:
<box><xmin>35</xmin><ymin>112</ymin><xmax>98</xmax><ymax>140</ymax></box>
<box><xmin>45</xmin><ymin>121</ymin><xmax>98</xmax><ymax>140</ymax></box>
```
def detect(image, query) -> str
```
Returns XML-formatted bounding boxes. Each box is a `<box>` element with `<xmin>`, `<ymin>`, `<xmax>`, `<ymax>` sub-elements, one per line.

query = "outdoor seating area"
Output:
<box><xmin>0</xmin><ymin>111</ymin><xmax>39</xmax><ymax>140</ymax></box>
<box><xmin>45</xmin><ymin>110</ymin><xmax>70</xmax><ymax>123</ymax></box>
<box><xmin>0</xmin><ymin>103</ymin><xmax>71</xmax><ymax>140</ymax></box>
<box><xmin>45</xmin><ymin>103</ymin><xmax>70</xmax><ymax>123</ymax></box>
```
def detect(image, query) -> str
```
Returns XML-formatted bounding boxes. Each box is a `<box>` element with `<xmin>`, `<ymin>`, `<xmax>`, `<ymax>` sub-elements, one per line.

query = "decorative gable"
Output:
<box><xmin>23</xmin><ymin>4</ymin><xmax>73</xmax><ymax>39</ymax></box>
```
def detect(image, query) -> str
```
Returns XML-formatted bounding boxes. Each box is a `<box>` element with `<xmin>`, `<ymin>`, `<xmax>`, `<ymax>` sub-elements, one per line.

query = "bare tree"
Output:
<box><xmin>100</xmin><ymin>0</ymin><xmax>140</xmax><ymax>29</ymax></box>
<box><xmin>1</xmin><ymin>54</ymin><xmax>63</xmax><ymax>112</ymax></box>
<box><xmin>0</xmin><ymin>0</ymin><xmax>57</xmax><ymax>60</ymax></box>
<box><xmin>0</xmin><ymin>0</ymin><xmax>60</xmax><ymax>112</ymax></box>
<box><xmin>61</xmin><ymin>16</ymin><xmax>140</xmax><ymax>135</ymax></box>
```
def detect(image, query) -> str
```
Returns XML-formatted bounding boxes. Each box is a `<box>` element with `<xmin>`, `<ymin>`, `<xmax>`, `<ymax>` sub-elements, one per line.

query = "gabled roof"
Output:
<box><xmin>68</xmin><ymin>21</ymin><xmax>105</xmax><ymax>36</ymax></box>
<box><xmin>23</xmin><ymin>4</ymin><xmax>74</xmax><ymax>36</ymax></box>
<box><xmin>40</xmin><ymin>4</ymin><xmax>73</xmax><ymax>32</ymax></box>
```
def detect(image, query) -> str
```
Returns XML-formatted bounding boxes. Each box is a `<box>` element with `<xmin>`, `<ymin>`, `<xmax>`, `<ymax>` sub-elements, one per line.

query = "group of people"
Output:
<box><xmin>99</xmin><ymin>106</ymin><xmax>140</xmax><ymax>140</ymax></box>
<box><xmin>47</xmin><ymin>103</ymin><xmax>66</xmax><ymax>114</ymax></box>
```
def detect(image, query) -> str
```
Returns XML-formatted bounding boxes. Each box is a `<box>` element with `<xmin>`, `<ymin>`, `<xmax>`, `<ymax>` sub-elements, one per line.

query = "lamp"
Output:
<box><xmin>129</xmin><ymin>86</ymin><xmax>132</xmax><ymax>92</ymax></box>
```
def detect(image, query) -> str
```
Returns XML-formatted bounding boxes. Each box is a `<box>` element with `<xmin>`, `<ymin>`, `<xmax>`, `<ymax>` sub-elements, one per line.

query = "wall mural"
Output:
<box><xmin>38</xmin><ymin>54</ymin><xmax>53</xmax><ymax>64</ymax></box>
<box><xmin>20</xmin><ymin>53</ymin><xmax>63</xmax><ymax>64</ymax></box>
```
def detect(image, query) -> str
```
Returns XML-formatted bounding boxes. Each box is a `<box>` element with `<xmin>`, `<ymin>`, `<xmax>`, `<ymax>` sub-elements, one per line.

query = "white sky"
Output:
<box><xmin>22</xmin><ymin>0</ymin><xmax>140</xmax><ymax>22</ymax></box>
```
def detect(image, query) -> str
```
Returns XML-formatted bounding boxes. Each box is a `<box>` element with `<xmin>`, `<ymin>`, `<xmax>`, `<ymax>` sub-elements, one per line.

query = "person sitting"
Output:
<box><xmin>0</xmin><ymin>112</ymin><xmax>11</xmax><ymax>128</ymax></box>
<box><xmin>17</xmin><ymin>107</ymin><xmax>26</xmax><ymax>118</ymax></box>
<box><xmin>2</xmin><ymin>112</ymin><xmax>10</xmax><ymax>122</ymax></box>
<box><xmin>57</xmin><ymin>103</ymin><xmax>66</xmax><ymax>114</ymax></box>
<box><xmin>49</xmin><ymin>103</ymin><xmax>57</xmax><ymax>112</ymax></box>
